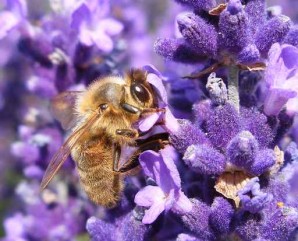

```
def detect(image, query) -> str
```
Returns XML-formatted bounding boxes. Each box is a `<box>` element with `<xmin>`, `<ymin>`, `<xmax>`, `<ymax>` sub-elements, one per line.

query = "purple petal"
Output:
<box><xmin>139</xmin><ymin>150</ymin><xmax>162</xmax><ymax>180</ymax></box>
<box><xmin>24</xmin><ymin>165</ymin><xmax>43</xmax><ymax>179</ymax></box>
<box><xmin>160</xmin><ymin>145</ymin><xmax>181</xmax><ymax>188</ymax></box>
<box><xmin>263</xmin><ymin>88</ymin><xmax>297</xmax><ymax>116</ymax></box>
<box><xmin>146</xmin><ymin>73</ymin><xmax>168</xmax><ymax>105</ymax></box>
<box><xmin>0</xmin><ymin>11</ymin><xmax>19</xmax><ymax>39</ymax></box>
<box><xmin>164</xmin><ymin>188</ymin><xmax>176</xmax><ymax>210</ymax></box>
<box><xmin>164</xmin><ymin>107</ymin><xmax>180</xmax><ymax>133</ymax></box>
<box><xmin>7</xmin><ymin>0</ymin><xmax>27</xmax><ymax>18</ymax></box>
<box><xmin>286</xmin><ymin>96</ymin><xmax>298</xmax><ymax>115</ymax></box>
<box><xmin>142</xmin><ymin>201</ymin><xmax>165</xmax><ymax>224</ymax></box>
<box><xmin>3</xmin><ymin>213</ymin><xmax>25</xmax><ymax>238</ymax></box>
<box><xmin>70</xmin><ymin>3</ymin><xmax>90</xmax><ymax>31</ymax></box>
<box><xmin>134</xmin><ymin>186</ymin><xmax>165</xmax><ymax>207</ymax></box>
<box><xmin>119</xmin><ymin>145</ymin><xmax>138</xmax><ymax>167</ymax></box>
<box><xmin>280</xmin><ymin>44</ymin><xmax>298</xmax><ymax>69</ymax></box>
<box><xmin>138</xmin><ymin>112</ymin><xmax>161</xmax><ymax>132</ymax></box>
<box><xmin>172</xmin><ymin>191</ymin><xmax>193</xmax><ymax>214</ymax></box>
<box><xmin>79</xmin><ymin>28</ymin><xmax>113</xmax><ymax>53</ymax></box>
<box><xmin>176</xmin><ymin>233</ymin><xmax>202</xmax><ymax>241</ymax></box>
<box><xmin>142</xmin><ymin>64</ymin><xmax>166</xmax><ymax>80</ymax></box>
<box><xmin>78</xmin><ymin>28</ymin><xmax>93</xmax><ymax>46</ymax></box>
<box><xmin>90</xmin><ymin>30</ymin><xmax>113</xmax><ymax>53</ymax></box>
<box><xmin>100</xmin><ymin>18</ymin><xmax>123</xmax><ymax>36</ymax></box>
<box><xmin>26</xmin><ymin>76</ymin><xmax>57</xmax><ymax>98</ymax></box>
<box><xmin>11</xmin><ymin>142</ymin><xmax>40</xmax><ymax>164</ymax></box>
<box><xmin>139</xmin><ymin>146</ymin><xmax>181</xmax><ymax>193</ymax></box>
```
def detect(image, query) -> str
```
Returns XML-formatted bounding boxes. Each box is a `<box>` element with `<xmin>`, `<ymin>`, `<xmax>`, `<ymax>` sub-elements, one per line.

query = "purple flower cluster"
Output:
<box><xmin>1</xmin><ymin>0</ymin><xmax>298</xmax><ymax>241</ymax></box>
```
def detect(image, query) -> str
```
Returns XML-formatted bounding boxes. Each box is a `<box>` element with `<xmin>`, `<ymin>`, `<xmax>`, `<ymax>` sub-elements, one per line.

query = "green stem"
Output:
<box><xmin>227</xmin><ymin>65</ymin><xmax>240</xmax><ymax>113</ymax></box>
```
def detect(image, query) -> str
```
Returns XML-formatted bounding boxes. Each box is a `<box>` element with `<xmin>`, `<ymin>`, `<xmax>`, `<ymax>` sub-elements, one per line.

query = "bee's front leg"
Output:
<box><xmin>141</xmin><ymin>107</ymin><xmax>165</xmax><ymax>114</ymax></box>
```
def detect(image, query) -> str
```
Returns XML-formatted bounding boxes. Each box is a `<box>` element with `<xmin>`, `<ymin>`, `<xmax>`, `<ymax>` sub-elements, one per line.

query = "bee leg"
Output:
<box><xmin>117</xmin><ymin>133</ymin><xmax>169</xmax><ymax>173</ymax></box>
<box><xmin>141</xmin><ymin>107</ymin><xmax>165</xmax><ymax>114</ymax></box>
<box><xmin>116</xmin><ymin>129</ymin><xmax>139</xmax><ymax>138</ymax></box>
<box><xmin>113</xmin><ymin>144</ymin><xmax>122</xmax><ymax>172</ymax></box>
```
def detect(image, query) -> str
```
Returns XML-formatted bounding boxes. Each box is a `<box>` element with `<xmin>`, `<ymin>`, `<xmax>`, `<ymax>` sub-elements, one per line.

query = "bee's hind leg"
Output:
<box><xmin>114</xmin><ymin>133</ymin><xmax>169</xmax><ymax>173</ymax></box>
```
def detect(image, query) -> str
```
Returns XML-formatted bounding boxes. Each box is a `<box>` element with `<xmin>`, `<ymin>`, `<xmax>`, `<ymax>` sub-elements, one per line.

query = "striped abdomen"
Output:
<box><xmin>73</xmin><ymin>138</ymin><xmax>124</xmax><ymax>208</ymax></box>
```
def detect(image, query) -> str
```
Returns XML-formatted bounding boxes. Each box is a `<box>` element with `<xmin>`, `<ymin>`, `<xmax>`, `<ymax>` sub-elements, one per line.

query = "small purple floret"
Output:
<box><xmin>283</xmin><ymin>25</ymin><xmax>298</xmax><ymax>47</ymax></box>
<box><xmin>209</xmin><ymin>197</ymin><xmax>234</xmax><ymax>235</ymax></box>
<box><xmin>177</xmin><ymin>12</ymin><xmax>218</xmax><ymax>58</ymax></box>
<box><xmin>255</xmin><ymin>15</ymin><xmax>292</xmax><ymax>56</ymax></box>
<box><xmin>206</xmin><ymin>104</ymin><xmax>241</xmax><ymax>148</ymax></box>
<box><xmin>181</xmin><ymin>199</ymin><xmax>215</xmax><ymax>240</ymax></box>
<box><xmin>238</xmin><ymin>177</ymin><xmax>272</xmax><ymax>213</ymax></box>
<box><xmin>135</xmin><ymin>146</ymin><xmax>192</xmax><ymax>224</ymax></box>
<box><xmin>170</xmin><ymin>120</ymin><xmax>210</xmax><ymax>154</ymax></box>
<box><xmin>183</xmin><ymin>144</ymin><xmax>226</xmax><ymax>175</ymax></box>
<box><xmin>263</xmin><ymin>43</ymin><xmax>298</xmax><ymax>116</ymax></box>
<box><xmin>154</xmin><ymin>38</ymin><xmax>206</xmax><ymax>63</ymax></box>
<box><xmin>248</xmin><ymin>149</ymin><xmax>275</xmax><ymax>176</ymax></box>
<box><xmin>227</xmin><ymin>131</ymin><xmax>259</xmax><ymax>169</ymax></box>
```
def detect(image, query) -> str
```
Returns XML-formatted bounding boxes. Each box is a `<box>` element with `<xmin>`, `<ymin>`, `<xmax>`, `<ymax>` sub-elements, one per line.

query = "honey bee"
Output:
<box><xmin>40</xmin><ymin>69</ymin><xmax>168</xmax><ymax>208</ymax></box>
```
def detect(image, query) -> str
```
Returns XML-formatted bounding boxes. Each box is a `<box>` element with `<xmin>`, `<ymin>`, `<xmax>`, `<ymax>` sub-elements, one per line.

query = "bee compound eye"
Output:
<box><xmin>131</xmin><ymin>83</ymin><xmax>150</xmax><ymax>103</ymax></box>
<box><xmin>99</xmin><ymin>103</ymin><xmax>108</xmax><ymax>111</ymax></box>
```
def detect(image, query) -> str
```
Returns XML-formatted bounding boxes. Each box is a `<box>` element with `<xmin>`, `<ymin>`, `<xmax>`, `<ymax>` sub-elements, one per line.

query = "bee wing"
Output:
<box><xmin>40</xmin><ymin>112</ymin><xmax>99</xmax><ymax>190</ymax></box>
<box><xmin>50</xmin><ymin>91</ymin><xmax>83</xmax><ymax>130</ymax></box>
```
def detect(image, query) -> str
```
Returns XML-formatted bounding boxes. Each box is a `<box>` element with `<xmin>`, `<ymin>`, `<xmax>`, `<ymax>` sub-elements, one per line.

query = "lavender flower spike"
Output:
<box><xmin>134</xmin><ymin>146</ymin><xmax>192</xmax><ymax>224</ymax></box>
<box><xmin>263</xmin><ymin>43</ymin><xmax>298</xmax><ymax>116</ymax></box>
<box><xmin>238</xmin><ymin>177</ymin><xmax>272</xmax><ymax>213</ymax></box>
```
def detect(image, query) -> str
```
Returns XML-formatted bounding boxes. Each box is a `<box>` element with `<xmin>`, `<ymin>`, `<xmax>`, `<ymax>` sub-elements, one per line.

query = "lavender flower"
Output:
<box><xmin>70</xmin><ymin>0</ymin><xmax>123</xmax><ymax>53</ymax></box>
<box><xmin>238</xmin><ymin>177</ymin><xmax>272</xmax><ymax>213</ymax></box>
<box><xmin>134</xmin><ymin>145</ymin><xmax>192</xmax><ymax>224</ymax></box>
<box><xmin>263</xmin><ymin>43</ymin><xmax>298</xmax><ymax>116</ymax></box>
<box><xmin>0</xmin><ymin>0</ymin><xmax>28</xmax><ymax>39</ymax></box>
